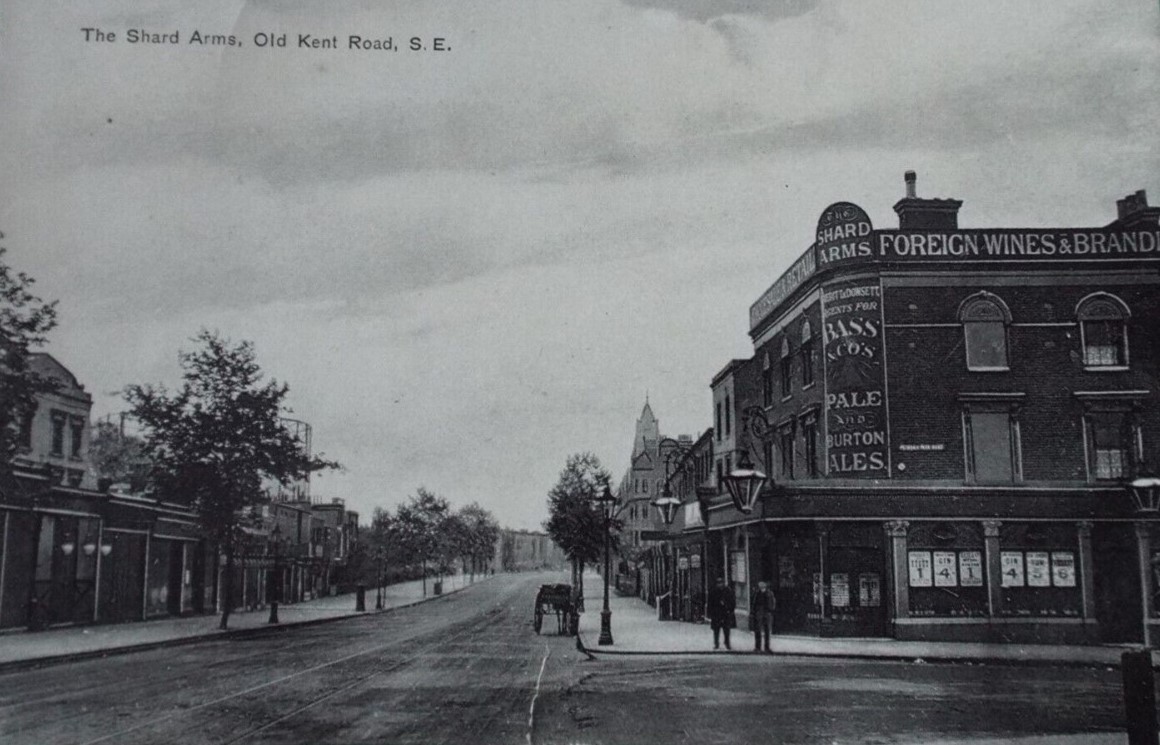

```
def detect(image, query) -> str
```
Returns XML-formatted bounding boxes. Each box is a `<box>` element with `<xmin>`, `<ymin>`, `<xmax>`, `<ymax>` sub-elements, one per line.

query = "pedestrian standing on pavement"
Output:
<box><xmin>707</xmin><ymin>577</ymin><xmax>736</xmax><ymax>650</ymax></box>
<box><xmin>751</xmin><ymin>580</ymin><xmax>776</xmax><ymax>653</ymax></box>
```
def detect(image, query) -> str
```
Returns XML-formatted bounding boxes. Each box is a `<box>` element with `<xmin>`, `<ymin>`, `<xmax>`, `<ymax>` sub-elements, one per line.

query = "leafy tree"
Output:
<box><xmin>458</xmin><ymin>502</ymin><xmax>500</xmax><ymax>580</ymax></box>
<box><xmin>125</xmin><ymin>330</ymin><xmax>339</xmax><ymax>629</ymax></box>
<box><xmin>0</xmin><ymin>237</ymin><xmax>58</xmax><ymax>494</ymax></box>
<box><xmin>544</xmin><ymin>452</ymin><xmax>614</xmax><ymax>602</ymax></box>
<box><xmin>89</xmin><ymin>419</ymin><xmax>151</xmax><ymax>492</ymax></box>
<box><xmin>392</xmin><ymin>487</ymin><xmax>450</xmax><ymax>595</ymax></box>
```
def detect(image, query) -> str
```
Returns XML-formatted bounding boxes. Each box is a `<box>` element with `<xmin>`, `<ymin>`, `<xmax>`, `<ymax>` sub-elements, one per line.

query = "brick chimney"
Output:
<box><xmin>892</xmin><ymin>171</ymin><xmax>963</xmax><ymax>230</ymax></box>
<box><xmin>1106</xmin><ymin>189</ymin><xmax>1160</xmax><ymax>229</ymax></box>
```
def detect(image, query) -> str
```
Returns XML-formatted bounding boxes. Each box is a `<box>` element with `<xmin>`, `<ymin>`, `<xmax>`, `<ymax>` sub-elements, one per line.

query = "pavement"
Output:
<box><xmin>575</xmin><ymin>573</ymin><xmax>1149</xmax><ymax>668</ymax></box>
<box><xmin>0</xmin><ymin>572</ymin><xmax>483</xmax><ymax>671</ymax></box>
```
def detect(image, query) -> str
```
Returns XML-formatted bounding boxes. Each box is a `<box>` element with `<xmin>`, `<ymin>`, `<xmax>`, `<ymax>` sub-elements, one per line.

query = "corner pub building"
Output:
<box><xmin>682</xmin><ymin>172</ymin><xmax>1160</xmax><ymax>646</ymax></box>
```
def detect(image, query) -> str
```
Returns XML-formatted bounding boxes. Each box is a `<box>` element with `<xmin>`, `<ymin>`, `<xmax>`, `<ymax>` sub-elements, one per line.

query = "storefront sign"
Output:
<box><xmin>815</xmin><ymin>202</ymin><xmax>873</xmax><ymax>268</ymax></box>
<box><xmin>683</xmin><ymin>502</ymin><xmax>702</xmax><ymax>528</ymax></box>
<box><xmin>831</xmin><ymin>573</ymin><xmax>850</xmax><ymax>607</ymax></box>
<box><xmin>933</xmin><ymin>551</ymin><xmax>958</xmax><ymax>587</ymax></box>
<box><xmin>750</xmin><ymin>248</ymin><xmax>817</xmax><ymax>330</ymax></box>
<box><xmin>690</xmin><ymin>553</ymin><xmax>701</xmax><ymax>569</ymax></box>
<box><xmin>1051</xmin><ymin>552</ymin><xmax>1076</xmax><ymax>587</ymax></box>
<box><xmin>1026</xmin><ymin>551</ymin><xmax>1051</xmax><ymax>587</ymax></box>
<box><xmin>898</xmin><ymin>443</ymin><xmax>945</xmax><ymax>452</ymax></box>
<box><xmin>877</xmin><ymin>229</ymin><xmax>1160</xmax><ymax>262</ymax></box>
<box><xmin>908</xmin><ymin>551</ymin><xmax>933</xmax><ymax>587</ymax></box>
<box><xmin>859</xmin><ymin>573</ymin><xmax>881</xmax><ymax>606</ymax></box>
<box><xmin>1001</xmin><ymin>551</ymin><xmax>1025</xmax><ymax>587</ymax></box>
<box><xmin>958</xmin><ymin>551</ymin><xmax>984</xmax><ymax>587</ymax></box>
<box><xmin>678</xmin><ymin>556</ymin><xmax>689</xmax><ymax>570</ymax></box>
<box><xmin>822</xmin><ymin>277</ymin><xmax>889</xmax><ymax>476</ymax></box>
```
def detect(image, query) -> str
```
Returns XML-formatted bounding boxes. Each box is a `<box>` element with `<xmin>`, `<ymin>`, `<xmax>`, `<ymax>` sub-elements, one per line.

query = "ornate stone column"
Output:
<box><xmin>982</xmin><ymin>520</ymin><xmax>1002</xmax><ymax>619</ymax></box>
<box><xmin>884</xmin><ymin>520</ymin><xmax>909</xmax><ymax>624</ymax></box>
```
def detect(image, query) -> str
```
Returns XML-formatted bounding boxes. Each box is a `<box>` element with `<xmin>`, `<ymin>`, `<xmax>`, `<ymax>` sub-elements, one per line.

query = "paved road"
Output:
<box><xmin>0</xmin><ymin>572</ymin><xmax>579</xmax><ymax>745</ymax></box>
<box><xmin>0</xmin><ymin>572</ymin><xmax>1132</xmax><ymax>745</ymax></box>
<box><xmin>536</xmin><ymin>652</ymin><xmax>1127</xmax><ymax>744</ymax></box>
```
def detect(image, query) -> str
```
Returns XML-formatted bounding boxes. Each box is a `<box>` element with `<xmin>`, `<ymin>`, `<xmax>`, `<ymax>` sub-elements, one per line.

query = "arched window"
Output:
<box><xmin>958</xmin><ymin>292</ymin><xmax>1011</xmax><ymax>371</ymax></box>
<box><xmin>800</xmin><ymin>319</ymin><xmax>815</xmax><ymax>387</ymax></box>
<box><xmin>780</xmin><ymin>337</ymin><xmax>793</xmax><ymax>397</ymax></box>
<box><xmin>1076</xmin><ymin>293</ymin><xmax>1129</xmax><ymax>368</ymax></box>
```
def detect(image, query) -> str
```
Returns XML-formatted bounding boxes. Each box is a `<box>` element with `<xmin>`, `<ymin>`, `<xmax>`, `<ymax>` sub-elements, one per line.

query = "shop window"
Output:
<box><xmin>69</xmin><ymin>417</ymin><xmax>84</xmax><ymax>459</ymax></box>
<box><xmin>958</xmin><ymin>292</ymin><xmax>1011</xmax><ymax>371</ymax></box>
<box><xmin>1076</xmin><ymin>293</ymin><xmax>1129</xmax><ymax>368</ymax></box>
<box><xmin>779</xmin><ymin>338</ymin><xmax>793</xmax><ymax>398</ymax></box>
<box><xmin>715</xmin><ymin>402</ymin><xmax>722</xmax><ymax>441</ymax></box>
<box><xmin>962</xmin><ymin>401</ymin><xmax>1022</xmax><ymax>484</ymax></box>
<box><xmin>761</xmin><ymin>353</ymin><xmax>774</xmax><ymax>406</ymax></box>
<box><xmin>1084</xmin><ymin>410</ymin><xmax>1136</xmax><ymax>481</ymax></box>
<box><xmin>801</xmin><ymin>413</ymin><xmax>819</xmax><ymax>478</ymax></box>
<box><xmin>907</xmin><ymin>548</ymin><xmax>987</xmax><ymax>617</ymax></box>
<box><xmin>800</xmin><ymin>320</ymin><xmax>815</xmax><ymax>387</ymax></box>
<box><xmin>724</xmin><ymin>395</ymin><xmax>731</xmax><ymax>437</ymax></box>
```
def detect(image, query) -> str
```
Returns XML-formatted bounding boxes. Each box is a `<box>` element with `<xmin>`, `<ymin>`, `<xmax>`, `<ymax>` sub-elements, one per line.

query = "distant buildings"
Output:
<box><xmin>496</xmin><ymin>529</ymin><xmax>565</xmax><ymax>572</ymax></box>
<box><xmin>651</xmin><ymin>174</ymin><xmax>1160</xmax><ymax>646</ymax></box>
<box><xmin>0</xmin><ymin>353</ymin><xmax>359</xmax><ymax>631</ymax></box>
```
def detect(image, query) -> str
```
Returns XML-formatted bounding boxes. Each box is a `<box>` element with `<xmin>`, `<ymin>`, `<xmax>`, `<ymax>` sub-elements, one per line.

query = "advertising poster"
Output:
<box><xmin>822</xmin><ymin>276</ymin><xmax>890</xmax><ymax>478</ymax></box>
<box><xmin>1051</xmin><ymin>552</ymin><xmax>1076</xmax><ymax>588</ymax></box>
<box><xmin>831</xmin><ymin>573</ymin><xmax>850</xmax><ymax>607</ymax></box>
<box><xmin>933</xmin><ymin>551</ymin><xmax>958</xmax><ymax>587</ymax></box>
<box><xmin>1001</xmin><ymin>552</ymin><xmax>1025</xmax><ymax>587</ymax></box>
<box><xmin>908</xmin><ymin>551</ymin><xmax>933</xmax><ymax>587</ymax></box>
<box><xmin>859</xmin><ymin>573</ymin><xmax>881</xmax><ymax>607</ymax></box>
<box><xmin>1026</xmin><ymin>552</ymin><xmax>1051</xmax><ymax>587</ymax></box>
<box><xmin>958</xmin><ymin>552</ymin><xmax>984</xmax><ymax>587</ymax></box>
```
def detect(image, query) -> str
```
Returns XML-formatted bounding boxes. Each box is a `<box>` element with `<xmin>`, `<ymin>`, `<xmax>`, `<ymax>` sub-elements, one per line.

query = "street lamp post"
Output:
<box><xmin>591</xmin><ymin>482</ymin><xmax>681</xmax><ymax>646</ymax></box>
<box><xmin>1128</xmin><ymin>467</ymin><xmax>1160</xmax><ymax>648</ymax></box>
<box><xmin>375</xmin><ymin>546</ymin><xmax>385</xmax><ymax>611</ymax></box>
<box><xmin>268</xmin><ymin>523</ymin><xmax>282</xmax><ymax>625</ymax></box>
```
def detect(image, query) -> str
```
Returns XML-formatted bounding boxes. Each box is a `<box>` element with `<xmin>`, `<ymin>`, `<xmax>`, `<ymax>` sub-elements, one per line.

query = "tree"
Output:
<box><xmin>544</xmin><ymin>452</ymin><xmax>614</xmax><ymax>603</ymax></box>
<box><xmin>125</xmin><ymin>330</ymin><xmax>339</xmax><ymax>629</ymax></box>
<box><xmin>392</xmin><ymin>488</ymin><xmax>450</xmax><ymax>596</ymax></box>
<box><xmin>89</xmin><ymin>419</ymin><xmax>151</xmax><ymax>492</ymax></box>
<box><xmin>0</xmin><ymin>237</ymin><xmax>58</xmax><ymax>494</ymax></box>
<box><xmin>458</xmin><ymin>503</ymin><xmax>500</xmax><ymax>580</ymax></box>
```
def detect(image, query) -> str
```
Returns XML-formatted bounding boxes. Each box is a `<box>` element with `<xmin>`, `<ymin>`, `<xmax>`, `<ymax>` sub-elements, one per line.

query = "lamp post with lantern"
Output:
<box><xmin>591</xmin><ymin>483</ymin><xmax>680</xmax><ymax>646</ymax></box>
<box><xmin>1128</xmin><ymin>466</ymin><xmax>1160</xmax><ymax>648</ymax></box>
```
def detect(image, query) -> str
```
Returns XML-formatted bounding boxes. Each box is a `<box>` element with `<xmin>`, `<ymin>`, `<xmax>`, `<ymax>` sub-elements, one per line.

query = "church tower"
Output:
<box><xmin>632</xmin><ymin>396</ymin><xmax>659</xmax><ymax>457</ymax></box>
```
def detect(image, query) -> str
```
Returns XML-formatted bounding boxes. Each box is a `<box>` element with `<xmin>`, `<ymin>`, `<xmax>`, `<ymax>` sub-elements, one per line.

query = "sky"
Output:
<box><xmin>1</xmin><ymin>0</ymin><xmax>1157</xmax><ymax>530</ymax></box>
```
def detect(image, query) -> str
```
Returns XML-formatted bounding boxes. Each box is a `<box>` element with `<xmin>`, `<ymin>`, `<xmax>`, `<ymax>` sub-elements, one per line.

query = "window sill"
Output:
<box><xmin>966</xmin><ymin>366</ymin><xmax>1010</xmax><ymax>373</ymax></box>
<box><xmin>1082</xmin><ymin>365</ymin><xmax>1129</xmax><ymax>373</ymax></box>
<box><xmin>802</xmin><ymin>382</ymin><xmax>816</xmax><ymax>392</ymax></box>
<box><xmin>780</xmin><ymin>395</ymin><xmax>793</xmax><ymax>403</ymax></box>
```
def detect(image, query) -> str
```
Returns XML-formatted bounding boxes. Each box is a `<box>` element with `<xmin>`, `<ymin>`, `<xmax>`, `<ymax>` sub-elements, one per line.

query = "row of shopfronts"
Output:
<box><xmin>0</xmin><ymin>484</ymin><xmax>353</xmax><ymax>631</ymax></box>
<box><xmin>0</xmin><ymin>352</ymin><xmax>358</xmax><ymax>632</ymax></box>
<box><xmin>622</xmin><ymin>176</ymin><xmax>1160</xmax><ymax>646</ymax></box>
<box><xmin>644</xmin><ymin>511</ymin><xmax>1159</xmax><ymax>645</ymax></box>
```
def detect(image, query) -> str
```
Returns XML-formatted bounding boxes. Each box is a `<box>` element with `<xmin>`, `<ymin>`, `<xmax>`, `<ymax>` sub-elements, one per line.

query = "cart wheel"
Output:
<box><xmin>534</xmin><ymin>610</ymin><xmax>543</xmax><ymax>634</ymax></box>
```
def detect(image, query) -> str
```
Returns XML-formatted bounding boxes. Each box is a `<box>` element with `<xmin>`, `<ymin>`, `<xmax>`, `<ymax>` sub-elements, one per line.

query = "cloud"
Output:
<box><xmin>622</xmin><ymin>0</ymin><xmax>818</xmax><ymax>23</ymax></box>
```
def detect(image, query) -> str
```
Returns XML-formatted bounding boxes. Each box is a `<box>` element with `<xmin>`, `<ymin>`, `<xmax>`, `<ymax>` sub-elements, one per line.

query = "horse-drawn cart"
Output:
<box><xmin>532</xmin><ymin>583</ymin><xmax>575</xmax><ymax>635</ymax></box>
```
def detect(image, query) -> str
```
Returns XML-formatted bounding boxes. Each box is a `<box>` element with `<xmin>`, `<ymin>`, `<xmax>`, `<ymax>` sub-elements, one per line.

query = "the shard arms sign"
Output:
<box><xmin>818</xmin><ymin>201</ymin><xmax>888</xmax><ymax>477</ymax></box>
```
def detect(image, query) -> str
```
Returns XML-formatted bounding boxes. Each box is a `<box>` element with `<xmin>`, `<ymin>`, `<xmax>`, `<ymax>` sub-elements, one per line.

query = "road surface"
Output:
<box><xmin>0</xmin><ymin>572</ymin><xmax>1130</xmax><ymax>744</ymax></box>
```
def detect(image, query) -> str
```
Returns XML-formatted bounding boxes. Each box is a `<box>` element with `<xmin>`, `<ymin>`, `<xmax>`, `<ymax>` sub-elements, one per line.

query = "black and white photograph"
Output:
<box><xmin>1</xmin><ymin>1</ymin><xmax>1159</xmax><ymax>743</ymax></box>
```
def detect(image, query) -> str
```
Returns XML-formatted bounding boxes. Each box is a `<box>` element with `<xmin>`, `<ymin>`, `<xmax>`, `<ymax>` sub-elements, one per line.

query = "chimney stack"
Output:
<box><xmin>893</xmin><ymin>170</ymin><xmax>962</xmax><ymax>230</ymax></box>
<box><xmin>1107</xmin><ymin>189</ymin><xmax>1159</xmax><ymax>229</ymax></box>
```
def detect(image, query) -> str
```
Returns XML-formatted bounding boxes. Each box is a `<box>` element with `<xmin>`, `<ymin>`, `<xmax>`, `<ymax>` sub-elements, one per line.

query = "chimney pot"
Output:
<box><xmin>904</xmin><ymin>170</ymin><xmax>917</xmax><ymax>199</ymax></box>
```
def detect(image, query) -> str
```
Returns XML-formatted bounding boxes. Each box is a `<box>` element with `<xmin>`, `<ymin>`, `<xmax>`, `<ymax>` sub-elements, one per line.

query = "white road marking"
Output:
<box><xmin>526</xmin><ymin>644</ymin><xmax>551</xmax><ymax>745</ymax></box>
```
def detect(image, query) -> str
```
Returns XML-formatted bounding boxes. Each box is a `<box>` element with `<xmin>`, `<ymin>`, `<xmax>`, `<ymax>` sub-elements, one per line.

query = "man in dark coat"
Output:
<box><xmin>707</xmin><ymin>577</ymin><xmax>736</xmax><ymax>650</ymax></box>
<box><xmin>751</xmin><ymin>580</ymin><xmax>776</xmax><ymax>653</ymax></box>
